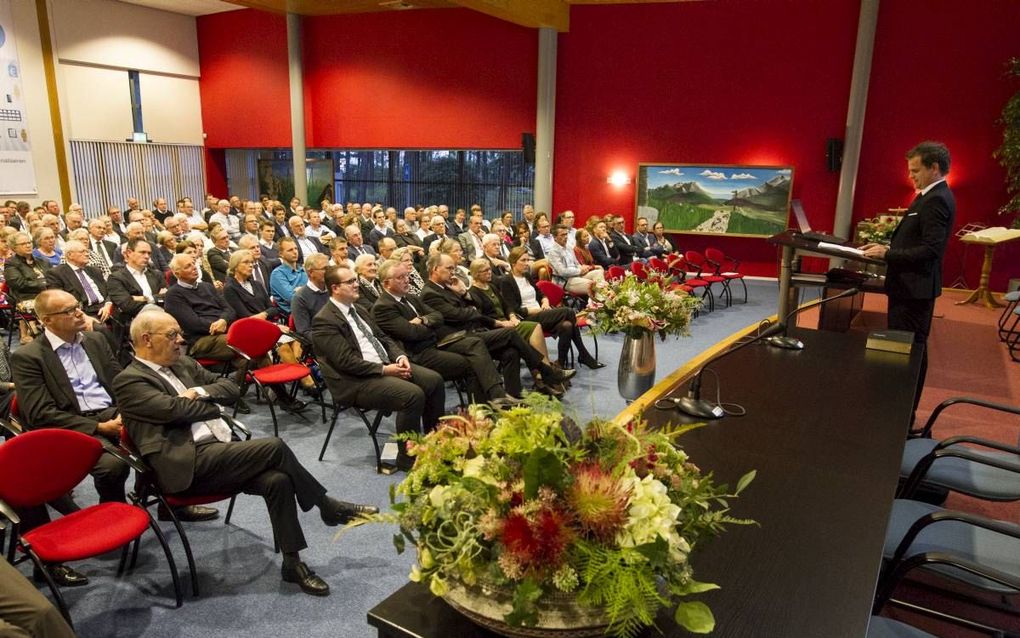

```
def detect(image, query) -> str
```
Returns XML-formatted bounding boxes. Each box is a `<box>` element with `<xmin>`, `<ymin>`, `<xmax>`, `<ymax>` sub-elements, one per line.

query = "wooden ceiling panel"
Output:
<box><xmin>225</xmin><ymin>0</ymin><xmax>454</xmax><ymax>16</ymax></box>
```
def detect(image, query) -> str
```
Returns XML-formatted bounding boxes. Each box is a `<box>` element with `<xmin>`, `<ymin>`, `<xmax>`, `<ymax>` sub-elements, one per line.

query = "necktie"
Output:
<box><xmin>400</xmin><ymin>297</ymin><xmax>418</xmax><ymax>317</ymax></box>
<box><xmin>348</xmin><ymin>308</ymin><xmax>389</xmax><ymax>363</ymax></box>
<box><xmin>94</xmin><ymin>241</ymin><xmax>109</xmax><ymax>266</ymax></box>
<box><xmin>159</xmin><ymin>366</ymin><xmax>231</xmax><ymax>443</ymax></box>
<box><xmin>75</xmin><ymin>268</ymin><xmax>100</xmax><ymax>305</ymax></box>
<box><xmin>252</xmin><ymin>264</ymin><xmax>263</xmax><ymax>287</ymax></box>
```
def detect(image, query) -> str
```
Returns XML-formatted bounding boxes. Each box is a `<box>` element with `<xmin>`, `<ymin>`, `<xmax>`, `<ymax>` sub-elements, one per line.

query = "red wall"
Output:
<box><xmin>303</xmin><ymin>10</ymin><xmax>536</xmax><ymax>149</ymax></box>
<box><xmin>197</xmin><ymin>10</ymin><xmax>291</xmax><ymax>148</ymax></box>
<box><xmin>854</xmin><ymin>0</ymin><xmax>1020</xmax><ymax>292</ymax></box>
<box><xmin>553</xmin><ymin>0</ymin><xmax>861</xmax><ymax>277</ymax></box>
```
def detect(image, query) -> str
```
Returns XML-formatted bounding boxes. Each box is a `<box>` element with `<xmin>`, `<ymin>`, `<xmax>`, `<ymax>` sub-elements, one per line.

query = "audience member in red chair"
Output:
<box><xmin>10</xmin><ymin>290</ymin><xmax>218</xmax><ymax>586</ymax></box>
<box><xmin>545</xmin><ymin>224</ymin><xmax>604</xmax><ymax>296</ymax></box>
<box><xmin>113</xmin><ymin>310</ymin><xmax>377</xmax><ymax>597</ymax></box>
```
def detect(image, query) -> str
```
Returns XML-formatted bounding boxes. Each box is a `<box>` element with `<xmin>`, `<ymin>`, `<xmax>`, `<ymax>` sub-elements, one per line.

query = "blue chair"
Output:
<box><xmin>874</xmin><ymin>499</ymin><xmax>1020</xmax><ymax>634</ymax></box>
<box><xmin>899</xmin><ymin>397</ymin><xmax>1020</xmax><ymax>502</ymax></box>
<box><xmin>997</xmin><ymin>289</ymin><xmax>1020</xmax><ymax>342</ymax></box>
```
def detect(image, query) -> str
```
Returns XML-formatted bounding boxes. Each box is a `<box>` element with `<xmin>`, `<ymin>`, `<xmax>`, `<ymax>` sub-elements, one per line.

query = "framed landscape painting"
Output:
<box><xmin>636</xmin><ymin>163</ymin><xmax>794</xmax><ymax>238</ymax></box>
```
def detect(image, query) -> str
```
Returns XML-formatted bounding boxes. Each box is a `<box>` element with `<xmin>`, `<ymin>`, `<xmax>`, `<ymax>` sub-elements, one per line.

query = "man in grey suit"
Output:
<box><xmin>112</xmin><ymin>309</ymin><xmax>377</xmax><ymax>597</ymax></box>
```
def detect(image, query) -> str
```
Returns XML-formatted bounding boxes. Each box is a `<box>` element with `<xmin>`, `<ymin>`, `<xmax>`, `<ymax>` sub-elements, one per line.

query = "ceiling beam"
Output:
<box><xmin>450</xmin><ymin>0</ymin><xmax>568</xmax><ymax>31</ymax></box>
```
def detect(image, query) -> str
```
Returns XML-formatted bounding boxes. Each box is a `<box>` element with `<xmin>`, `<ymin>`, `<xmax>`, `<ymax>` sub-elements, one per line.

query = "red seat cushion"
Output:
<box><xmin>24</xmin><ymin>503</ymin><xmax>150</xmax><ymax>562</ymax></box>
<box><xmin>251</xmin><ymin>363</ymin><xmax>310</xmax><ymax>385</ymax></box>
<box><xmin>164</xmin><ymin>493</ymin><xmax>232</xmax><ymax>508</ymax></box>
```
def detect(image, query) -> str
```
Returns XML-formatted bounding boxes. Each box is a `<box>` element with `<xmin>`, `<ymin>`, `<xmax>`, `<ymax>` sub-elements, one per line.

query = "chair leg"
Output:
<box><xmin>145</xmin><ymin>515</ymin><xmax>183</xmax><ymax>608</ymax></box>
<box><xmin>357</xmin><ymin>410</ymin><xmax>387</xmax><ymax>473</ymax></box>
<box><xmin>738</xmin><ymin>278</ymin><xmax>748</xmax><ymax>303</ymax></box>
<box><xmin>27</xmin><ymin>549</ymin><xmax>72</xmax><ymax>629</ymax></box>
<box><xmin>157</xmin><ymin>495</ymin><xmax>200</xmax><ymax>597</ymax></box>
<box><xmin>225</xmin><ymin>495</ymin><xmax>236</xmax><ymax>525</ymax></box>
<box><xmin>318</xmin><ymin>406</ymin><xmax>342</xmax><ymax>461</ymax></box>
<box><xmin>123</xmin><ymin>541</ymin><xmax>136</xmax><ymax>574</ymax></box>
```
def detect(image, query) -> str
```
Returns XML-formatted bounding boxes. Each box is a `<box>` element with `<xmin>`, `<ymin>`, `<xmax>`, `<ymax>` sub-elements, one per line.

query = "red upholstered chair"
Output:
<box><xmin>606</xmin><ymin>265</ymin><xmax>628</xmax><ymax>282</ymax></box>
<box><xmin>647</xmin><ymin>256</ymin><xmax>670</xmax><ymax>274</ymax></box>
<box><xmin>0</xmin><ymin>429</ymin><xmax>182</xmax><ymax>627</ymax></box>
<box><xmin>670</xmin><ymin>257</ymin><xmax>714</xmax><ymax>312</ymax></box>
<box><xmin>630</xmin><ymin>261</ymin><xmax>649</xmax><ymax>281</ymax></box>
<box><xmin>684</xmin><ymin>250</ymin><xmax>728</xmax><ymax>304</ymax></box>
<box><xmin>226</xmin><ymin>317</ymin><xmax>312</xmax><ymax>437</ymax></box>
<box><xmin>705</xmin><ymin>247</ymin><xmax>748</xmax><ymax>304</ymax></box>
<box><xmin>119</xmin><ymin>421</ymin><xmax>256</xmax><ymax>597</ymax></box>
<box><xmin>535</xmin><ymin>280</ymin><xmax>599</xmax><ymax>366</ymax></box>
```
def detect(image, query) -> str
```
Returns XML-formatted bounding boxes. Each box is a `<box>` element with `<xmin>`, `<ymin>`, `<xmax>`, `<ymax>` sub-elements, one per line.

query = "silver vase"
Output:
<box><xmin>617</xmin><ymin>330</ymin><xmax>656</xmax><ymax>401</ymax></box>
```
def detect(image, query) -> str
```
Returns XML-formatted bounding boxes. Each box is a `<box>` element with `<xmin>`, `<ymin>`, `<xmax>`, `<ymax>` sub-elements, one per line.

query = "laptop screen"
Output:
<box><xmin>791</xmin><ymin>199</ymin><xmax>811</xmax><ymax>233</ymax></box>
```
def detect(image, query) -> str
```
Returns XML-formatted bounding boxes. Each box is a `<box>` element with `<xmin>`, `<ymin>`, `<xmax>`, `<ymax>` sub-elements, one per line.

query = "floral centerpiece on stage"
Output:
<box><xmin>353</xmin><ymin>396</ymin><xmax>755</xmax><ymax>637</ymax></box>
<box><xmin>586</xmin><ymin>273</ymin><xmax>701</xmax><ymax>340</ymax></box>
<box><xmin>856</xmin><ymin>215</ymin><xmax>902</xmax><ymax>245</ymax></box>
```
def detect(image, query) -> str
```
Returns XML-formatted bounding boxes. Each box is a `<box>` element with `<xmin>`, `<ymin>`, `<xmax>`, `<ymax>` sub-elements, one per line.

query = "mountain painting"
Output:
<box><xmin>636</xmin><ymin>164</ymin><xmax>794</xmax><ymax>238</ymax></box>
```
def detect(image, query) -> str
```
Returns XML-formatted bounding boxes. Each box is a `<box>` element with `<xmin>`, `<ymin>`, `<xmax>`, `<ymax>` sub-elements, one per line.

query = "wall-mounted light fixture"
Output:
<box><xmin>607</xmin><ymin>170</ymin><xmax>631</xmax><ymax>186</ymax></box>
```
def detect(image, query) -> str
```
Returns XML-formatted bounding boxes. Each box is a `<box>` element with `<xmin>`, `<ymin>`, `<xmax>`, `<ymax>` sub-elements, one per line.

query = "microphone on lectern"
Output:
<box><xmin>766</xmin><ymin>287</ymin><xmax>860</xmax><ymax>350</ymax></box>
<box><xmin>675</xmin><ymin>287</ymin><xmax>860</xmax><ymax>420</ymax></box>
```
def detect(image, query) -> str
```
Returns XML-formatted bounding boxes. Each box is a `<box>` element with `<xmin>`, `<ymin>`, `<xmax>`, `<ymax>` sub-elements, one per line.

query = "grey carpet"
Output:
<box><xmin>12</xmin><ymin>278</ymin><xmax>794</xmax><ymax>638</ymax></box>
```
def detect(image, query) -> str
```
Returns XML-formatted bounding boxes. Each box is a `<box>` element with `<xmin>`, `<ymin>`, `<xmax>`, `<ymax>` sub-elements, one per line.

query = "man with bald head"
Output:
<box><xmin>113</xmin><ymin>310</ymin><xmax>374</xmax><ymax>596</ymax></box>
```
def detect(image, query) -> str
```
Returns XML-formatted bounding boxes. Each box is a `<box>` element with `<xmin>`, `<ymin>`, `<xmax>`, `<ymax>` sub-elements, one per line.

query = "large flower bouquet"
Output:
<box><xmin>586</xmin><ymin>274</ymin><xmax>702</xmax><ymax>339</ymax></box>
<box><xmin>355</xmin><ymin>396</ymin><xmax>754</xmax><ymax>637</ymax></box>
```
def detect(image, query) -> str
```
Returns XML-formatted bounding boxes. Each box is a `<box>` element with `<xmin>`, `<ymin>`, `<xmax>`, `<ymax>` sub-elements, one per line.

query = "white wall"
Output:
<box><xmin>6</xmin><ymin>0</ymin><xmax>206</xmax><ymax>206</ymax></box>
<box><xmin>7</xmin><ymin>0</ymin><xmax>62</xmax><ymax>200</ymax></box>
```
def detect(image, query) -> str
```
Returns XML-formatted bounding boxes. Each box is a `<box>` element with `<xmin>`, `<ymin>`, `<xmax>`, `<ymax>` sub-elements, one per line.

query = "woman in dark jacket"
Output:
<box><xmin>497</xmin><ymin>246</ymin><xmax>603</xmax><ymax>370</ymax></box>
<box><xmin>223</xmin><ymin>249</ymin><xmax>280</xmax><ymax>321</ymax></box>
<box><xmin>5</xmin><ymin>232</ymin><xmax>49</xmax><ymax>343</ymax></box>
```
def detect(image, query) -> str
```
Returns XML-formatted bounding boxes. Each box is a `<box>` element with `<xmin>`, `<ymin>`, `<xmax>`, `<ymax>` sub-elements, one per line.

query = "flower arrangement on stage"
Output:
<box><xmin>586</xmin><ymin>274</ymin><xmax>702</xmax><ymax>339</ymax></box>
<box><xmin>353</xmin><ymin>396</ymin><xmax>755</xmax><ymax>637</ymax></box>
<box><xmin>856</xmin><ymin>215</ymin><xmax>902</xmax><ymax>245</ymax></box>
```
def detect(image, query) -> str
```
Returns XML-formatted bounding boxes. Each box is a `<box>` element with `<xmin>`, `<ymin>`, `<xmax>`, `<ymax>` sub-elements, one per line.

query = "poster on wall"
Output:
<box><xmin>636</xmin><ymin>164</ymin><xmax>793</xmax><ymax>238</ymax></box>
<box><xmin>0</xmin><ymin>0</ymin><xmax>37</xmax><ymax>195</ymax></box>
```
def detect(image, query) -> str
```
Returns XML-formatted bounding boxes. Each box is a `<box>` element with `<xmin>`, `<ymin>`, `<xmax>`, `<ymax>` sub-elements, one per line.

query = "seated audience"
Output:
<box><xmin>310</xmin><ymin>264</ymin><xmax>445</xmax><ymax>471</ymax></box>
<box><xmin>354</xmin><ymin>253</ymin><xmax>382</xmax><ymax>312</ymax></box>
<box><xmin>651</xmin><ymin>220</ymin><xmax>675</xmax><ymax>254</ymax></box>
<box><xmin>108</xmin><ymin>239</ymin><xmax>166</xmax><ymax>323</ymax></box>
<box><xmin>588</xmin><ymin>220</ymin><xmax>620</xmax><ymax>267</ymax></box>
<box><xmin>32</xmin><ymin>227</ymin><xmax>62</xmax><ymax>266</ymax></box>
<box><xmin>45</xmin><ymin>240</ymin><xmax>113</xmax><ymax>326</ymax></box>
<box><xmin>270</xmin><ymin>237</ymin><xmax>307</xmax><ymax>316</ymax></box>
<box><xmin>291</xmin><ymin>253</ymin><xmax>330</xmax><ymax>334</ymax></box>
<box><xmin>205</xmin><ymin>226</ymin><xmax>233</xmax><ymax>283</ymax></box>
<box><xmin>545</xmin><ymin>223</ymin><xmax>604</xmax><ymax>296</ymax></box>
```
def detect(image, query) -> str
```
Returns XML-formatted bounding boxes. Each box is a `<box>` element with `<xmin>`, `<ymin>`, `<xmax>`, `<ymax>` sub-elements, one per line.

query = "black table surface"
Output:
<box><xmin>368</xmin><ymin>328</ymin><xmax>922</xmax><ymax>638</ymax></box>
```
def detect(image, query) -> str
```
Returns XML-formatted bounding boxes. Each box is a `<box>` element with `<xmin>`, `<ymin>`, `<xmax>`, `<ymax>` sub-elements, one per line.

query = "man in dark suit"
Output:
<box><xmin>372</xmin><ymin>259</ymin><xmax>516</xmax><ymax>404</ymax></box>
<box><xmin>608</xmin><ymin>215</ymin><xmax>642</xmax><ymax>262</ymax></box>
<box><xmin>421</xmin><ymin>253</ymin><xmax>572</xmax><ymax>397</ymax></box>
<box><xmin>344</xmin><ymin>224</ymin><xmax>376</xmax><ymax>261</ymax></box>
<box><xmin>366</xmin><ymin>208</ymin><xmax>394</xmax><ymax>249</ymax></box>
<box><xmin>45</xmin><ymin>240</ymin><xmax>113</xmax><ymax>322</ymax></box>
<box><xmin>107</xmin><ymin>239</ymin><xmax>166</xmax><ymax>323</ymax></box>
<box><xmin>88</xmin><ymin>218</ymin><xmax>121</xmax><ymax>269</ymax></box>
<box><xmin>862</xmin><ymin>141</ymin><xmax>956</xmax><ymax>416</ymax></box>
<box><xmin>420</xmin><ymin>215</ymin><xmax>449</xmax><ymax>256</ymax></box>
<box><xmin>310</xmin><ymin>264</ymin><xmax>445</xmax><ymax>471</ymax></box>
<box><xmin>289</xmin><ymin>216</ymin><xmax>329</xmax><ymax>262</ymax></box>
<box><xmin>113</xmin><ymin>309</ymin><xmax>376</xmax><ymax>596</ymax></box>
<box><xmin>237</xmin><ymin>235</ymin><xmax>273</xmax><ymax>292</ymax></box>
<box><xmin>588</xmin><ymin>220</ymin><xmax>620</xmax><ymax>267</ymax></box>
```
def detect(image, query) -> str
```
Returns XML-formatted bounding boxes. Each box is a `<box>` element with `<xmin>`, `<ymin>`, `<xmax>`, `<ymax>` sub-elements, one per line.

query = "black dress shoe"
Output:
<box><xmin>542</xmin><ymin>365</ymin><xmax>576</xmax><ymax>384</ymax></box>
<box><xmin>34</xmin><ymin>564</ymin><xmax>89</xmax><ymax>587</ymax></box>
<box><xmin>234</xmin><ymin>398</ymin><xmax>251</xmax><ymax>414</ymax></box>
<box><xmin>533</xmin><ymin>377</ymin><xmax>564</xmax><ymax>398</ymax></box>
<box><xmin>320</xmin><ymin>497</ymin><xmax>379</xmax><ymax>526</ymax></box>
<box><xmin>579</xmin><ymin>356</ymin><xmax>606</xmax><ymax>370</ymax></box>
<box><xmin>281</xmin><ymin>562</ymin><xmax>330</xmax><ymax>596</ymax></box>
<box><xmin>158</xmin><ymin>504</ymin><xmax>220</xmax><ymax>522</ymax></box>
<box><xmin>489</xmin><ymin>396</ymin><xmax>525</xmax><ymax>410</ymax></box>
<box><xmin>278</xmin><ymin>398</ymin><xmax>308</xmax><ymax>414</ymax></box>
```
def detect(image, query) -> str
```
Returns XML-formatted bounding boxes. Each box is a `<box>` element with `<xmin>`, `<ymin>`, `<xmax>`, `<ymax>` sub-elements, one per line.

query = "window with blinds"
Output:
<box><xmin>69</xmin><ymin>141</ymin><xmax>205</xmax><ymax>216</ymax></box>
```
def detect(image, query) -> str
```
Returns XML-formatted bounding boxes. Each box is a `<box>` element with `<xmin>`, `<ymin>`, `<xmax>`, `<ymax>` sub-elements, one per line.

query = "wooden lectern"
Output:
<box><xmin>956</xmin><ymin>227</ymin><xmax>1020</xmax><ymax>308</ymax></box>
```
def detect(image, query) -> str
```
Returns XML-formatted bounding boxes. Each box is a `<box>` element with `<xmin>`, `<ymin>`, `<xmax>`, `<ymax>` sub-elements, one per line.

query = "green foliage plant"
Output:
<box><xmin>994</xmin><ymin>57</ymin><xmax>1020</xmax><ymax>229</ymax></box>
<box><xmin>349</xmin><ymin>394</ymin><xmax>756</xmax><ymax>637</ymax></box>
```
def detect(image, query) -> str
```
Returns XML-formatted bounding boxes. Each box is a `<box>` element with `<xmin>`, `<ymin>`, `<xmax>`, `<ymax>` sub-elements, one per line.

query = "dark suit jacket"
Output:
<box><xmin>206</xmin><ymin>246</ymin><xmax>232</xmax><ymax>282</ymax></box>
<box><xmin>393</xmin><ymin>233</ymin><xmax>423</xmax><ymax>250</ymax></box>
<box><xmin>496</xmin><ymin>274</ymin><xmax>547</xmax><ymax>318</ymax></box>
<box><xmin>367</xmin><ymin>227</ymin><xmax>393</xmax><ymax>250</ymax></box>
<box><xmin>153</xmin><ymin>245</ymin><xmax>173</xmax><ymax>273</ymax></box>
<box><xmin>223</xmin><ymin>277</ymin><xmax>277</xmax><ymax>320</ymax></box>
<box><xmin>259</xmin><ymin>242</ymin><xmax>281</xmax><ymax>271</ymax></box>
<box><xmin>4</xmin><ymin>254</ymin><xmax>51</xmax><ymax>300</ymax></box>
<box><xmin>107</xmin><ymin>266</ymin><xmax>165</xmax><ymax>319</ymax></box>
<box><xmin>347</xmin><ymin>243</ymin><xmax>376</xmax><ymax>261</ymax></box>
<box><xmin>356</xmin><ymin>278</ymin><xmax>382</xmax><ymax>312</ymax></box>
<box><xmin>588</xmin><ymin>237</ymin><xmax>620</xmax><ymax>268</ymax></box>
<box><xmin>467</xmin><ymin>285</ymin><xmax>511</xmax><ymax>321</ymax></box>
<box><xmin>420</xmin><ymin>280</ymin><xmax>496</xmax><ymax>332</ymax></box>
<box><xmin>11</xmin><ymin>332</ymin><xmax>121</xmax><ymax>435</ymax></box>
<box><xmin>884</xmin><ymin>181</ymin><xmax>956</xmax><ymax>300</ymax></box>
<box><xmin>89</xmin><ymin>238</ymin><xmax>121</xmax><ymax>266</ymax></box>
<box><xmin>371</xmin><ymin>290</ymin><xmax>444</xmax><ymax>355</ymax></box>
<box><xmin>45</xmin><ymin>264</ymin><xmax>110</xmax><ymax>313</ymax></box>
<box><xmin>610</xmin><ymin>229</ymin><xmax>641</xmax><ymax>261</ymax></box>
<box><xmin>293</xmin><ymin>235</ymin><xmax>328</xmax><ymax>263</ymax></box>
<box><xmin>164</xmin><ymin>282</ymin><xmax>235</xmax><ymax>345</ymax></box>
<box><xmin>309</xmin><ymin>300</ymin><xmax>406</xmax><ymax>404</ymax></box>
<box><xmin>421</xmin><ymin>233</ymin><xmax>445</xmax><ymax>256</ymax></box>
<box><xmin>113</xmin><ymin>356</ymin><xmax>239</xmax><ymax>493</ymax></box>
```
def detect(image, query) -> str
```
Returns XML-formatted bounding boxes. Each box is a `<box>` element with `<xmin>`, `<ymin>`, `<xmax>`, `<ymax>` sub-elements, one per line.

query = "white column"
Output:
<box><xmin>287</xmin><ymin>12</ymin><xmax>307</xmax><ymax>204</ymax></box>
<box><xmin>833</xmin><ymin>0</ymin><xmax>879</xmax><ymax>246</ymax></box>
<box><xmin>534</xmin><ymin>27</ymin><xmax>557</xmax><ymax>215</ymax></box>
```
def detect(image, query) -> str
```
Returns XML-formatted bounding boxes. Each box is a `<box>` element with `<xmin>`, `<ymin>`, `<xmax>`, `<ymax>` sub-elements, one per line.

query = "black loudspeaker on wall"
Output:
<box><xmin>522</xmin><ymin>133</ymin><xmax>536</xmax><ymax>165</ymax></box>
<box><xmin>826</xmin><ymin>138</ymin><xmax>844</xmax><ymax>172</ymax></box>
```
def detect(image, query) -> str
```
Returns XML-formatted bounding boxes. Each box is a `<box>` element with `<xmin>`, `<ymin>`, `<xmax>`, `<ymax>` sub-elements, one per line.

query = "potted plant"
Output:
<box><xmin>994</xmin><ymin>56</ymin><xmax>1020</xmax><ymax>230</ymax></box>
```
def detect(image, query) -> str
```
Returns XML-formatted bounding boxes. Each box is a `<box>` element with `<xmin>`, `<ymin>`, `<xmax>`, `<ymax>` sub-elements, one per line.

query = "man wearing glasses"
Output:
<box><xmin>11</xmin><ymin>290</ymin><xmax>218</xmax><ymax>586</ymax></box>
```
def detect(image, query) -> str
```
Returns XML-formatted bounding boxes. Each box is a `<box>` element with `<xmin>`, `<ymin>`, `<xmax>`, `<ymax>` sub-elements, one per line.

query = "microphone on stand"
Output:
<box><xmin>766</xmin><ymin>287</ymin><xmax>860</xmax><ymax>350</ymax></box>
<box><xmin>675</xmin><ymin>287</ymin><xmax>860</xmax><ymax>420</ymax></box>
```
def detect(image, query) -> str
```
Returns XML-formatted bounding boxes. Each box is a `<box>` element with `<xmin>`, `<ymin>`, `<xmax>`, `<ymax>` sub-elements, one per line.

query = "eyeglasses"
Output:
<box><xmin>338</xmin><ymin>277</ymin><xmax>358</xmax><ymax>286</ymax></box>
<box><xmin>151</xmin><ymin>329</ymin><xmax>181</xmax><ymax>340</ymax></box>
<box><xmin>45</xmin><ymin>303</ymin><xmax>82</xmax><ymax>317</ymax></box>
